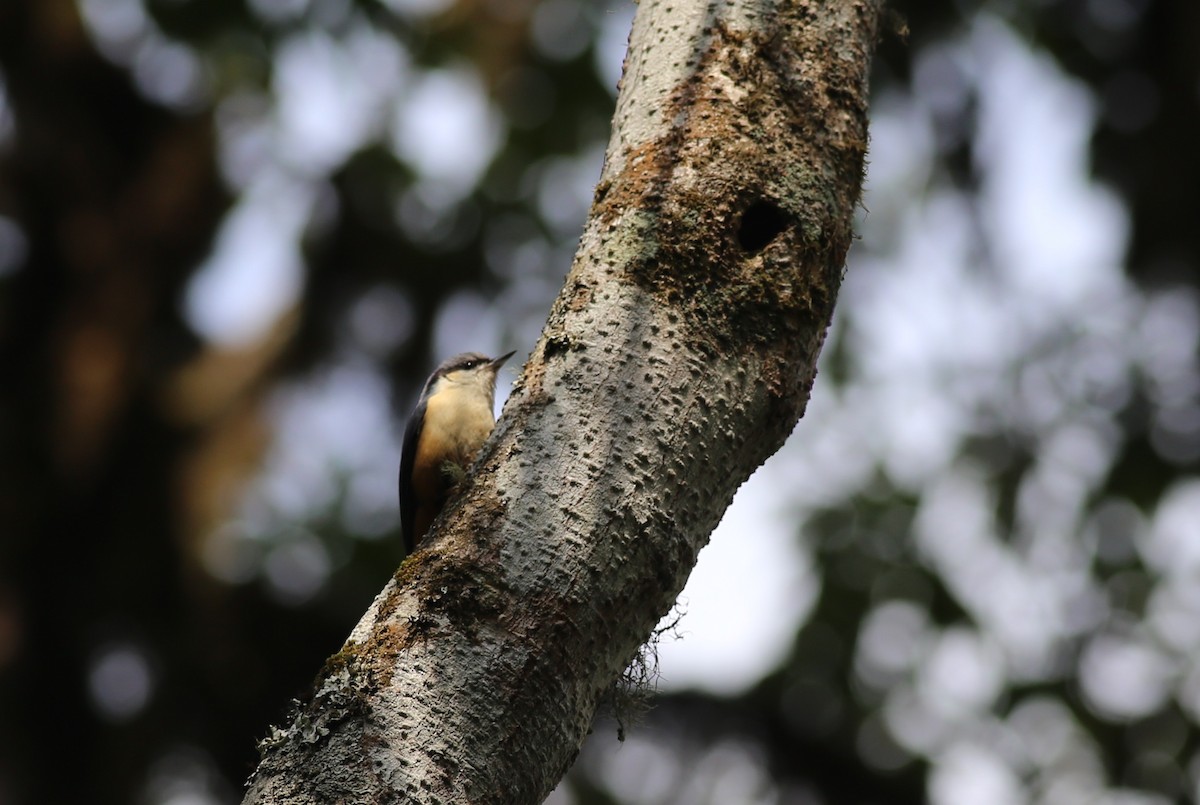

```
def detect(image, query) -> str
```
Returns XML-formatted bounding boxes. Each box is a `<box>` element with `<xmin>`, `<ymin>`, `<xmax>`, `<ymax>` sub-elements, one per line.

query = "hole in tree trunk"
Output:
<box><xmin>736</xmin><ymin>200</ymin><xmax>787</xmax><ymax>253</ymax></box>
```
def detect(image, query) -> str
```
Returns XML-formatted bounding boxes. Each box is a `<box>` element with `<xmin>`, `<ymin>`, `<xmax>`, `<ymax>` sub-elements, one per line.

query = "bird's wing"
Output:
<box><xmin>399</xmin><ymin>401</ymin><xmax>425</xmax><ymax>557</ymax></box>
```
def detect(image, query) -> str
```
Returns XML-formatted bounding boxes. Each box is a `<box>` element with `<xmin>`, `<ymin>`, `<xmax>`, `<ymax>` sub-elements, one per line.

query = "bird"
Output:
<box><xmin>399</xmin><ymin>350</ymin><xmax>516</xmax><ymax>556</ymax></box>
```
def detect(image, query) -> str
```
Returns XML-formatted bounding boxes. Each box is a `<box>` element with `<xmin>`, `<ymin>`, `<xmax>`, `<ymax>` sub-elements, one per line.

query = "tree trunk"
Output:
<box><xmin>244</xmin><ymin>0</ymin><xmax>883</xmax><ymax>801</ymax></box>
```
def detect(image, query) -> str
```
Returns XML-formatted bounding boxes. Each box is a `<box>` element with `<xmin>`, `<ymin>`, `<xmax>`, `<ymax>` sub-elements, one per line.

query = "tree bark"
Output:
<box><xmin>244</xmin><ymin>0</ymin><xmax>883</xmax><ymax>801</ymax></box>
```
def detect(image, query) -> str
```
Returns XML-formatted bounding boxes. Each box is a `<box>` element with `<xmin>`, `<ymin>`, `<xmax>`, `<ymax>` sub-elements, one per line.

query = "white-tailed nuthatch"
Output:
<box><xmin>399</xmin><ymin>351</ymin><xmax>515</xmax><ymax>555</ymax></box>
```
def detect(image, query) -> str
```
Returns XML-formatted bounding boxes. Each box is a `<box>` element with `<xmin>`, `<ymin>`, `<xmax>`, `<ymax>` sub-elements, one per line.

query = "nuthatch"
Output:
<box><xmin>399</xmin><ymin>351</ymin><xmax>515</xmax><ymax>555</ymax></box>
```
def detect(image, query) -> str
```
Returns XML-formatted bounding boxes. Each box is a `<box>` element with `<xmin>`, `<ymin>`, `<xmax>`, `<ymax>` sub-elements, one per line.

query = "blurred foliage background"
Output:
<box><xmin>1</xmin><ymin>0</ymin><xmax>1198</xmax><ymax>803</ymax></box>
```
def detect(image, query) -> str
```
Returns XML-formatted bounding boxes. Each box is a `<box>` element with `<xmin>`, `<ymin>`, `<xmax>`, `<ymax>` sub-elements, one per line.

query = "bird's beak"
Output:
<box><xmin>490</xmin><ymin>350</ymin><xmax>517</xmax><ymax>370</ymax></box>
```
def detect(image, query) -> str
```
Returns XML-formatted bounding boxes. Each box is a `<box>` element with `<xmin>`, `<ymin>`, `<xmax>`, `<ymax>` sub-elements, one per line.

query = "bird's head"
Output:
<box><xmin>423</xmin><ymin>351</ymin><xmax>516</xmax><ymax>401</ymax></box>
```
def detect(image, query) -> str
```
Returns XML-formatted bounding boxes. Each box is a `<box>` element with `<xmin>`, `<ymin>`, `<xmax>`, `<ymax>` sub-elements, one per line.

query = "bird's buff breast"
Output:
<box><xmin>412</xmin><ymin>390</ymin><xmax>495</xmax><ymax>503</ymax></box>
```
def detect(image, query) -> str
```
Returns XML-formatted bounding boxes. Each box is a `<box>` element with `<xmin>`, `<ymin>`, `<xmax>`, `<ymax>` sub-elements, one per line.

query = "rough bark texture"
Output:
<box><xmin>244</xmin><ymin>0</ymin><xmax>883</xmax><ymax>801</ymax></box>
